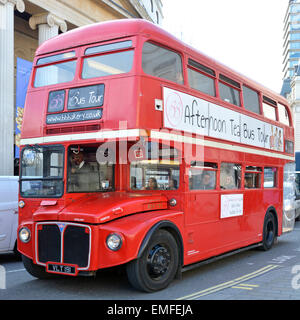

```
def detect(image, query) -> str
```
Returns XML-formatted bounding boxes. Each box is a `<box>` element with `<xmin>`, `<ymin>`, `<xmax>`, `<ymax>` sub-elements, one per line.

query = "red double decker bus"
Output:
<box><xmin>18</xmin><ymin>19</ymin><xmax>295</xmax><ymax>292</ymax></box>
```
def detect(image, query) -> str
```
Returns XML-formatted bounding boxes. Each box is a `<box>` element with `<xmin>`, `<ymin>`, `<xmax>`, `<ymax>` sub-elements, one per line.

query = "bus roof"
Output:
<box><xmin>36</xmin><ymin>19</ymin><xmax>172</xmax><ymax>56</ymax></box>
<box><xmin>36</xmin><ymin>19</ymin><xmax>287</xmax><ymax>105</ymax></box>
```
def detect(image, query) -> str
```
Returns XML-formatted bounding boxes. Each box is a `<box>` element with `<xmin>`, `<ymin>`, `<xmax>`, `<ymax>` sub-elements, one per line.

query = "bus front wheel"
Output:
<box><xmin>126</xmin><ymin>229</ymin><xmax>179</xmax><ymax>292</ymax></box>
<box><xmin>22</xmin><ymin>255</ymin><xmax>54</xmax><ymax>279</ymax></box>
<box><xmin>260</xmin><ymin>212</ymin><xmax>276</xmax><ymax>251</ymax></box>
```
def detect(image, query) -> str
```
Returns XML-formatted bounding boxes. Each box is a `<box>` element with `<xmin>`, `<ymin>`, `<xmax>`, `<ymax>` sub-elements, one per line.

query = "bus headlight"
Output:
<box><xmin>19</xmin><ymin>227</ymin><xmax>31</xmax><ymax>243</ymax></box>
<box><xmin>106</xmin><ymin>233</ymin><xmax>123</xmax><ymax>251</ymax></box>
<box><xmin>19</xmin><ymin>200</ymin><xmax>25</xmax><ymax>208</ymax></box>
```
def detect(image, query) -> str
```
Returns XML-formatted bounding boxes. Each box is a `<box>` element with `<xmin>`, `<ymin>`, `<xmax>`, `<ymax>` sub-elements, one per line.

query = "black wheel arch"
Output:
<box><xmin>137</xmin><ymin>220</ymin><xmax>184</xmax><ymax>268</ymax></box>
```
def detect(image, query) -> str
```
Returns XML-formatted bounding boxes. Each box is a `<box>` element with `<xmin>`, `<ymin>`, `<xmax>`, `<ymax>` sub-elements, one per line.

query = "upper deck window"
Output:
<box><xmin>243</xmin><ymin>85</ymin><xmax>260</xmax><ymax>114</ymax></box>
<box><xmin>82</xmin><ymin>42</ymin><xmax>134</xmax><ymax>79</ymax></box>
<box><xmin>34</xmin><ymin>51</ymin><xmax>77</xmax><ymax>88</ymax></box>
<box><xmin>142</xmin><ymin>42</ymin><xmax>183</xmax><ymax>84</ymax></box>
<box><xmin>219</xmin><ymin>75</ymin><xmax>241</xmax><ymax>107</ymax></box>
<box><xmin>84</xmin><ymin>40</ymin><xmax>132</xmax><ymax>55</ymax></box>
<box><xmin>37</xmin><ymin>51</ymin><xmax>76</xmax><ymax>65</ymax></box>
<box><xmin>278</xmin><ymin>103</ymin><xmax>290</xmax><ymax>126</ymax></box>
<box><xmin>34</xmin><ymin>62</ymin><xmax>76</xmax><ymax>88</ymax></box>
<box><xmin>188</xmin><ymin>59</ymin><xmax>216</xmax><ymax>97</ymax></box>
<box><xmin>263</xmin><ymin>102</ymin><xmax>277</xmax><ymax>121</ymax></box>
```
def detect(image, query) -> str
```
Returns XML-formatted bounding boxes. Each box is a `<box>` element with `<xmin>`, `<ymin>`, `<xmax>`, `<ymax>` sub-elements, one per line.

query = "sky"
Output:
<box><xmin>161</xmin><ymin>0</ymin><xmax>288</xmax><ymax>94</ymax></box>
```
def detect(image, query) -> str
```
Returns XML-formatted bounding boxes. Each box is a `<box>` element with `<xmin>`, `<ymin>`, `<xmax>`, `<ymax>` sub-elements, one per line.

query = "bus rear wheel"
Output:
<box><xmin>260</xmin><ymin>212</ymin><xmax>276</xmax><ymax>251</ymax></box>
<box><xmin>126</xmin><ymin>229</ymin><xmax>179</xmax><ymax>292</ymax></box>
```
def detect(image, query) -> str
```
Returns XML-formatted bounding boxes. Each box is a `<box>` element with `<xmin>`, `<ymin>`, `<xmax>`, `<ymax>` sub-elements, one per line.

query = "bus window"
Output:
<box><xmin>34</xmin><ymin>60</ymin><xmax>77</xmax><ymax>88</ymax></box>
<box><xmin>20</xmin><ymin>145</ymin><xmax>64</xmax><ymax>198</ymax></box>
<box><xmin>189</xmin><ymin>162</ymin><xmax>217</xmax><ymax>190</ymax></box>
<box><xmin>82</xmin><ymin>50</ymin><xmax>134</xmax><ymax>79</ymax></box>
<box><xmin>263</xmin><ymin>103</ymin><xmax>277</xmax><ymax>121</ymax></box>
<box><xmin>278</xmin><ymin>103</ymin><xmax>290</xmax><ymax>126</ymax></box>
<box><xmin>130</xmin><ymin>143</ymin><xmax>180</xmax><ymax>191</ymax></box>
<box><xmin>243</xmin><ymin>86</ymin><xmax>260</xmax><ymax>114</ymax></box>
<box><xmin>85</xmin><ymin>40</ymin><xmax>132</xmax><ymax>55</ymax></box>
<box><xmin>244</xmin><ymin>166</ymin><xmax>262</xmax><ymax>189</ymax></box>
<box><xmin>130</xmin><ymin>160</ymin><xmax>179</xmax><ymax>191</ymax></box>
<box><xmin>142</xmin><ymin>42</ymin><xmax>183</xmax><ymax>84</ymax></box>
<box><xmin>220</xmin><ymin>163</ymin><xmax>241</xmax><ymax>190</ymax></box>
<box><xmin>67</xmin><ymin>146</ymin><xmax>114</xmax><ymax>193</ymax></box>
<box><xmin>188</xmin><ymin>68</ymin><xmax>216</xmax><ymax>96</ymax></box>
<box><xmin>219</xmin><ymin>75</ymin><xmax>241</xmax><ymax>106</ymax></box>
<box><xmin>264</xmin><ymin>167</ymin><xmax>277</xmax><ymax>188</ymax></box>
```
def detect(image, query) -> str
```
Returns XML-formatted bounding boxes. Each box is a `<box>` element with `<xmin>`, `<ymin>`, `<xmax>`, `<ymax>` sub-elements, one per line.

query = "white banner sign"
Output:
<box><xmin>221</xmin><ymin>194</ymin><xmax>244</xmax><ymax>219</ymax></box>
<box><xmin>163</xmin><ymin>87</ymin><xmax>284</xmax><ymax>152</ymax></box>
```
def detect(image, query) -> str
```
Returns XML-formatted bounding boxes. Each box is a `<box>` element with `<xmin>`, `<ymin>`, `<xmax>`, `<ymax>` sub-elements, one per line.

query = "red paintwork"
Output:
<box><xmin>18</xmin><ymin>19</ymin><xmax>294</xmax><ymax>275</ymax></box>
<box><xmin>32</xmin><ymin>192</ymin><xmax>168</xmax><ymax>224</ymax></box>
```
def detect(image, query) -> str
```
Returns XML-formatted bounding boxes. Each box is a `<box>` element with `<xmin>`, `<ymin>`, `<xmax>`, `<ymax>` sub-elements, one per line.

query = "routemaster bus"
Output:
<box><xmin>18</xmin><ymin>19</ymin><xmax>295</xmax><ymax>292</ymax></box>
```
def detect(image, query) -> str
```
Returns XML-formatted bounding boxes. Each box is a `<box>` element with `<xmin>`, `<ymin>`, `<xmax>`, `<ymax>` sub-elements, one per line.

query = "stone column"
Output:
<box><xmin>29</xmin><ymin>13</ymin><xmax>67</xmax><ymax>45</ymax></box>
<box><xmin>0</xmin><ymin>0</ymin><xmax>25</xmax><ymax>176</ymax></box>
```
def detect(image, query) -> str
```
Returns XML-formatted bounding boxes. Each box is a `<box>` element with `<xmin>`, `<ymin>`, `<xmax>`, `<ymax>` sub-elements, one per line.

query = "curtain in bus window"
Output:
<box><xmin>142</xmin><ymin>42</ymin><xmax>183</xmax><ymax>84</ymax></box>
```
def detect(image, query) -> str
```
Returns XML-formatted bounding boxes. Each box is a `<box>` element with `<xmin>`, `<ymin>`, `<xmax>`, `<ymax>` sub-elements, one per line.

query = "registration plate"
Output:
<box><xmin>46</xmin><ymin>262</ymin><xmax>78</xmax><ymax>276</ymax></box>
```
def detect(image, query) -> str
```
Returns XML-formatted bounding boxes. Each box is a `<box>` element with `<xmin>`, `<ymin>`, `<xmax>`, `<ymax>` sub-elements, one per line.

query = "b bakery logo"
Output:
<box><xmin>165</xmin><ymin>90</ymin><xmax>183</xmax><ymax>127</ymax></box>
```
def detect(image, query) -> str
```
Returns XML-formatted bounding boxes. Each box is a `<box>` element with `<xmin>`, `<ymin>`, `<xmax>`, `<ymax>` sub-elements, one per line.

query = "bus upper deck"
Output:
<box><xmin>21</xmin><ymin>19</ymin><xmax>293</xmax><ymax>158</ymax></box>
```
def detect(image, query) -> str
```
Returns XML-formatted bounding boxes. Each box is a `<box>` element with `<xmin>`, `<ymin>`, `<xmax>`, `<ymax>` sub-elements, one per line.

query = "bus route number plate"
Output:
<box><xmin>46</xmin><ymin>262</ymin><xmax>78</xmax><ymax>276</ymax></box>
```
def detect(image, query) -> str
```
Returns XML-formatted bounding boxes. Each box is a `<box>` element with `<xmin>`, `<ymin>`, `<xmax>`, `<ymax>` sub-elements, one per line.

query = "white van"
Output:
<box><xmin>0</xmin><ymin>176</ymin><xmax>19</xmax><ymax>255</ymax></box>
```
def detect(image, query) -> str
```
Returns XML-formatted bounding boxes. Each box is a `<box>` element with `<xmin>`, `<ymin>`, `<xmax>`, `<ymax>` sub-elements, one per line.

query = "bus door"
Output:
<box><xmin>243</xmin><ymin>166</ymin><xmax>264</xmax><ymax>241</ymax></box>
<box><xmin>219</xmin><ymin>162</ymin><xmax>245</xmax><ymax>247</ymax></box>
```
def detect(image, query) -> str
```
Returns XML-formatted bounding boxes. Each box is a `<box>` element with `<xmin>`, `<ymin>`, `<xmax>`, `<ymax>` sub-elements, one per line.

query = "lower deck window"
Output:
<box><xmin>264</xmin><ymin>167</ymin><xmax>277</xmax><ymax>188</ymax></box>
<box><xmin>244</xmin><ymin>166</ymin><xmax>262</xmax><ymax>189</ymax></box>
<box><xmin>189</xmin><ymin>162</ymin><xmax>217</xmax><ymax>190</ymax></box>
<box><xmin>67</xmin><ymin>146</ymin><xmax>114</xmax><ymax>193</ymax></box>
<box><xmin>130</xmin><ymin>160</ymin><xmax>180</xmax><ymax>190</ymax></box>
<box><xmin>220</xmin><ymin>163</ymin><xmax>241</xmax><ymax>190</ymax></box>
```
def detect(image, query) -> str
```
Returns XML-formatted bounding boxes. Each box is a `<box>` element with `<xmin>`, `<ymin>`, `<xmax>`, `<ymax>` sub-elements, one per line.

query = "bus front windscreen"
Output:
<box><xmin>20</xmin><ymin>145</ymin><xmax>64</xmax><ymax>198</ymax></box>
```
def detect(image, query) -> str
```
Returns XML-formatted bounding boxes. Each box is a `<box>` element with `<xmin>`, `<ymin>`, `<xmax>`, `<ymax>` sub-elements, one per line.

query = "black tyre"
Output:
<box><xmin>260</xmin><ymin>212</ymin><xmax>276</xmax><ymax>251</ymax></box>
<box><xmin>13</xmin><ymin>241</ymin><xmax>21</xmax><ymax>260</ymax></box>
<box><xmin>22</xmin><ymin>255</ymin><xmax>54</xmax><ymax>279</ymax></box>
<box><xmin>126</xmin><ymin>229</ymin><xmax>179</xmax><ymax>292</ymax></box>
